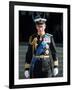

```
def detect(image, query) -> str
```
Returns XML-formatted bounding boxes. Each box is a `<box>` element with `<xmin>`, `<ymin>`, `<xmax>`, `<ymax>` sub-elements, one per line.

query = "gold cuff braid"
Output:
<box><xmin>54</xmin><ymin>60</ymin><xmax>58</xmax><ymax>66</ymax></box>
<box><xmin>24</xmin><ymin>63</ymin><xmax>30</xmax><ymax>69</ymax></box>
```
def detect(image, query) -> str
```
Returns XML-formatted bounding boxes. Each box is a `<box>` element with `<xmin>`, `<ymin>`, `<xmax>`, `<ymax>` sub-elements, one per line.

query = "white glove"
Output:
<box><xmin>24</xmin><ymin>70</ymin><xmax>29</xmax><ymax>78</ymax></box>
<box><xmin>53</xmin><ymin>68</ymin><xmax>58</xmax><ymax>76</ymax></box>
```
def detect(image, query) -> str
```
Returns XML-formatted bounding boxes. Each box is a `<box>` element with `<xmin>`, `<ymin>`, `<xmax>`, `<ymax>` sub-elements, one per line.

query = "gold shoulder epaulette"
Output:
<box><xmin>29</xmin><ymin>34</ymin><xmax>37</xmax><ymax>45</ymax></box>
<box><xmin>29</xmin><ymin>35</ymin><xmax>33</xmax><ymax>45</ymax></box>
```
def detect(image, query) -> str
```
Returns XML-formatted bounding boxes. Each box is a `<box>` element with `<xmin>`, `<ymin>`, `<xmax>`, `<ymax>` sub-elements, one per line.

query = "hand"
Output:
<box><xmin>24</xmin><ymin>70</ymin><xmax>29</xmax><ymax>79</ymax></box>
<box><xmin>53</xmin><ymin>68</ymin><xmax>58</xmax><ymax>76</ymax></box>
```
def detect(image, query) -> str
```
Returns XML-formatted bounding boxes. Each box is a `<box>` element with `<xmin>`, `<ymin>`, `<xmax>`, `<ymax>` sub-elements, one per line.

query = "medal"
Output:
<box><xmin>46</xmin><ymin>44</ymin><xmax>49</xmax><ymax>49</ymax></box>
<box><xmin>45</xmin><ymin>50</ymin><xmax>49</xmax><ymax>55</ymax></box>
<box><xmin>43</xmin><ymin>37</ymin><xmax>50</xmax><ymax>43</ymax></box>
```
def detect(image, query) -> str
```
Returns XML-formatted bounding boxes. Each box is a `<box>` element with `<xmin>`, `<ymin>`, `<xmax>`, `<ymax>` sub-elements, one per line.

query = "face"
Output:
<box><xmin>36</xmin><ymin>23</ymin><xmax>46</xmax><ymax>35</ymax></box>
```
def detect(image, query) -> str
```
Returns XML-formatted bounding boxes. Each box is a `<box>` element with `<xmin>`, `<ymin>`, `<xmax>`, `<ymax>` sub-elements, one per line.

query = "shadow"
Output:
<box><xmin>4</xmin><ymin>85</ymin><xmax>9</xmax><ymax>88</ymax></box>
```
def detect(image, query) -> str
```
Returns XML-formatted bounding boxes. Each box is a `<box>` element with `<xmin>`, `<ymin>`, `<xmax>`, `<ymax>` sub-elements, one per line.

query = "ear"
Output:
<box><xmin>44</xmin><ymin>24</ymin><xmax>46</xmax><ymax>29</ymax></box>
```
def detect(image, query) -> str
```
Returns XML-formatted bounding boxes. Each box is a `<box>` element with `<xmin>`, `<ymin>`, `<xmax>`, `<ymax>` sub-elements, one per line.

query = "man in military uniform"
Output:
<box><xmin>24</xmin><ymin>15</ymin><xmax>58</xmax><ymax>78</ymax></box>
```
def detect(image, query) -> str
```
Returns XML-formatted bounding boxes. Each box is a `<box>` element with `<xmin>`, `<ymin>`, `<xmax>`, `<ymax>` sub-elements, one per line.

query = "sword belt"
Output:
<box><xmin>33</xmin><ymin>55</ymin><xmax>49</xmax><ymax>59</ymax></box>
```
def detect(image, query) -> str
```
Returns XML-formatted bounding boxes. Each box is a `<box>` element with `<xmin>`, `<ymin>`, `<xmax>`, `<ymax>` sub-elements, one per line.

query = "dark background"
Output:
<box><xmin>19</xmin><ymin>11</ymin><xmax>63</xmax><ymax>44</ymax></box>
